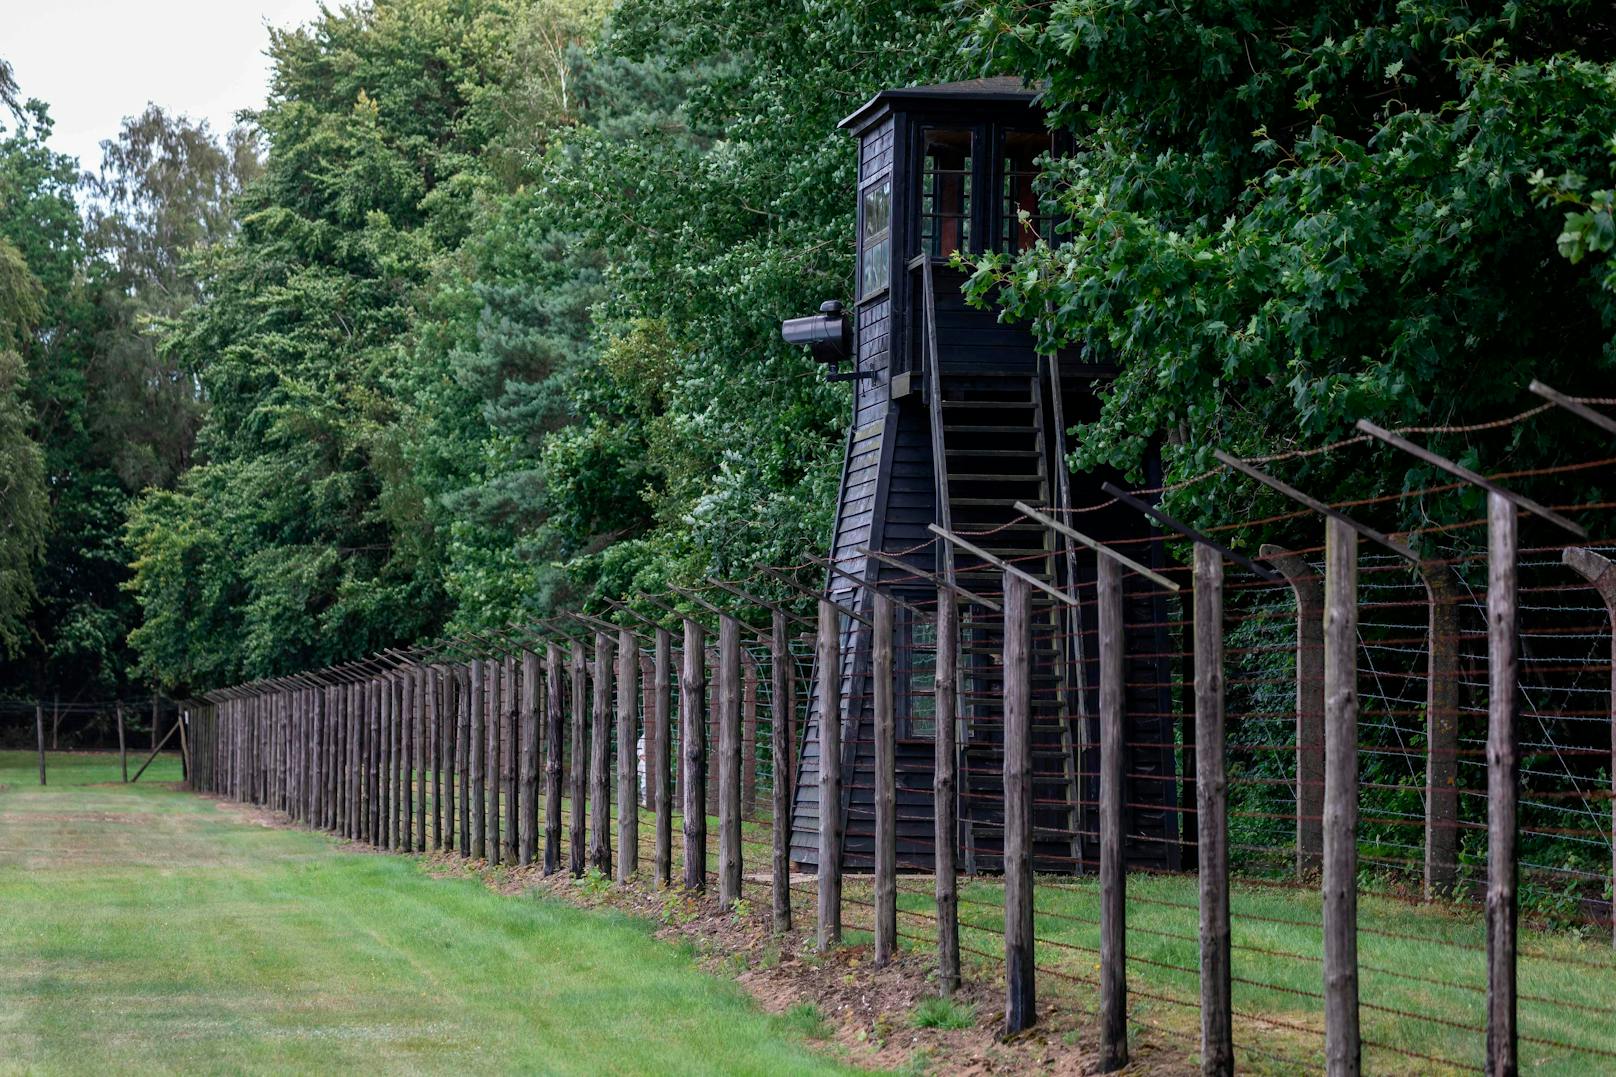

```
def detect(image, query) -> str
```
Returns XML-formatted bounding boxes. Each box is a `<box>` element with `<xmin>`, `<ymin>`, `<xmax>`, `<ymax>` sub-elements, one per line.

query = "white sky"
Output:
<box><xmin>5</xmin><ymin>0</ymin><xmax>328</xmax><ymax>172</ymax></box>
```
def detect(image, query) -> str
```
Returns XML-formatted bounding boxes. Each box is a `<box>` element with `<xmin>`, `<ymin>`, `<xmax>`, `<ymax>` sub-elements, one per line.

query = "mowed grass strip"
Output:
<box><xmin>0</xmin><ymin>752</ymin><xmax>855</xmax><ymax>1076</ymax></box>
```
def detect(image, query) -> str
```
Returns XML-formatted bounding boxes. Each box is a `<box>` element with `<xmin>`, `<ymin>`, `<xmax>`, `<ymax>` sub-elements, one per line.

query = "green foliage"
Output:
<box><xmin>961</xmin><ymin>1</ymin><xmax>1616</xmax><ymax>536</ymax></box>
<box><xmin>910</xmin><ymin>996</ymin><xmax>976</xmax><ymax>1030</ymax></box>
<box><xmin>781</xmin><ymin>1001</ymin><xmax>833</xmax><ymax>1040</ymax></box>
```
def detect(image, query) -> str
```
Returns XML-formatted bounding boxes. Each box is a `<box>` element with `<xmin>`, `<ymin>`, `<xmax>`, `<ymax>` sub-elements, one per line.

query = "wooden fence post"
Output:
<box><xmin>618</xmin><ymin>626</ymin><xmax>639</xmax><ymax>883</ymax></box>
<box><xmin>402</xmin><ymin>671</ymin><xmax>415</xmax><ymax>852</ymax></box>
<box><xmin>470</xmin><ymin>659</ymin><xmax>486</xmax><ymax>859</ymax></box>
<box><xmin>1323</xmin><ymin>516</ymin><xmax>1361</xmax><ymax>1077</ymax></box>
<box><xmin>1261</xmin><ymin>544</ymin><xmax>1326</xmax><ymax>877</ymax></box>
<box><xmin>719</xmin><ymin>615</ymin><xmax>743</xmax><ymax>907</ymax></box>
<box><xmin>504</xmin><ymin>655</ymin><xmax>518</xmax><ymax>864</ymax></box>
<box><xmin>521</xmin><ymin>649</ymin><xmax>540</xmax><ymax>866</ymax></box>
<box><xmin>590</xmin><ymin>632</ymin><xmax>613</xmax><ymax>875</ymax></box>
<box><xmin>873</xmin><ymin>592</ymin><xmax>897</xmax><ymax>968</ymax></box>
<box><xmin>1423</xmin><ymin>565</ymin><xmax>1461</xmax><ymax>899</ymax></box>
<box><xmin>430</xmin><ymin>668</ymin><xmax>443</xmax><ymax>849</ymax></box>
<box><xmin>770</xmin><ymin>609</ymin><xmax>792</xmax><ymax>931</ymax></box>
<box><xmin>1562</xmin><ymin>546</ymin><xmax>1616</xmax><ymax>948</ymax></box>
<box><xmin>655</xmin><ymin>627</ymin><xmax>674</xmax><ymax>888</ymax></box>
<box><xmin>487</xmin><ymin>658</ymin><xmax>502</xmax><ymax>865</ymax></box>
<box><xmin>35</xmin><ymin>701</ymin><xmax>45</xmax><ymax>785</ymax></box>
<box><xmin>116</xmin><ymin>702</ymin><xmax>127</xmax><ymax>782</ymax></box>
<box><xmin>681</xmin><ymin>618</ymin><xmax>707</xmax><ymax>891</ymax></box>
<box><xmin>816</xmin><ymin>598</ymin><xmax>843</xmax><ymax>950</ymax></box>
<box><xmin>1004</xmin><ymin>572</ymin><xmax>1037</xmax><ymax>1034</ymax></box>
<box><xmin>570</xmin><ymin>640</ymin><xmax>587</xmax><ymax>877</ymax></box>
<box><xmin>1097</xmin><ymin>555</ymin><xmax>1126</xmax><ymax>1068</ymax></box>
<box><xmin>935</xmin><ymin>588</ymin><xmax>960</xmax><ymax>995</ymax></box>
<box><xmin>545</xmin><ymin>643</ymin><xmax>564</xmax><ymax>874</ymax></box>
<box><xmin>1486</xmin><ymin>493</ymin><xmax>1518</xmax><ymax>1076</ymax></box>
<box><xmin>1194</xmin><ymin>544</ymin><xmax>1233</xmax><ymax>1075</ymax></box>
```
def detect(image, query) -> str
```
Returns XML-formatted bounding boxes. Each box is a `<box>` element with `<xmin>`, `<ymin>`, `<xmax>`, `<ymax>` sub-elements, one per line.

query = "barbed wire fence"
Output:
<box><xmin>162</xmin><ymin>382</ymin><xmax>1616</xmax><ymax>1073</ymax></box>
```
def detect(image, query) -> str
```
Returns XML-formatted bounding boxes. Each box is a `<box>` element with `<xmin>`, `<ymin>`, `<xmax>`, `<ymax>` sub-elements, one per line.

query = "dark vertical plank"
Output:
<box><xmin>504</xmin><ymin>655</ymin><xmax>518</xmax><ymax>864</ymax></box>
<box><xmin>416</xmin><ymin>668</ymin><xmax>427</xmax><ymax>848</ymax></box>
<box><xmin>770</xmin><ymin>609</ymin><xmax>792</xmax><ymax>931</ymax></box>
<box><xmin>1194</xmin><ymin>545</ymin><xmax>1233</xmax><ymax>1075</ymax></box>
<box><xmin>35</xmin><ymin>701</ymin><xmax>46</xmax><ymax>785</ymax></box>
<box><xmin>569</xmin><ymin>640</ymin><xmax>587</xmax><ymax>877</ymax></box>
<box><xmin>1097</xmin><ymin>556</ymin><xmax>1125</xmax><ymax>1067</ymax></box>
<box><xmin>934</xmin><ymin>590</ymin><xmax>959</xmax><ymax>994</ymax></box>
<box><xmin>1323</xmin><ymin>516</ymin><xmax>1361</xmax><ymax>1076</ymax></box>
<box><xmin>430</xmin><ymin>668</ymin><xmax>443</xmax><ymax>849</ymax></box>
<box><xmin>681</xmin><ymin>619</ymin><xmax>707</xmax><ymax>891</ymax></box>
<box><xmin>590</xmin><ymin>632</ymin><xmax>613</xmax><ymax>875</ymax></box>
<box><xmin>521</xmin><ymin>649</ymin><xmax>540</xmax><ymax>866</ymax></box>
<box><xmin>718</xmin><ymin>615</ymin><xmax>742</xmax><ymax>908</ymax></box>
<box><xmin>873</xmin><ymin>593</ymin><xmax>896</xmax><ymax>967</ymax></box>
<box><xmin>470</xmin><ymin>658</ymin><xmax>486</xmax><ymax>860</ymax></box>
<box><xmin>655</xmin><ymin>628</ymin><xmax>674</xmax><ymax>888</ymax></box>
<box><xmin>402</xmin><ymin>672</ymin><xmax>415</xmax><ymax>852</ymax></box>
<box><xmin>617</xmin><ymin>626</ymin><xmax>639</xmax><ymax>882</ymax></box>
<box><xmin>1486</xmin><ymin>493</ymin><xmax>1518</xmax><ymax>1076</ymax></box>
<box><xmin>1004</xmin><ymin>573</ymin><xmax>1037</xmax><ymax>1035</ymax></box>
<box><xmin>816</xmin><ymin>598</ymin><xmax>842</xmax><ymax>950</ymax></box>
<box><xmin>488</xmin><ymin>657</ymin><xmax>502</xmax><ymax>866</ymax></box>
<box><xmin>545</xmin><ymin>642</ymin><xmax>564</xmax><ymax>874</ymax></box>
<box><xmin>117</xmin><ymin>702</ymin><xmax>127</xmax><ymax>782</ymax></box>
<box><xmin>1260</xmin><ymin>544</ymin><xmax>1326</xmax><ymax>877</ymax></box>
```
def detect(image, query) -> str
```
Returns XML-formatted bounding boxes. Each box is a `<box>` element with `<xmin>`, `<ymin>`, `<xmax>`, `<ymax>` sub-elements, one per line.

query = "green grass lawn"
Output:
<box><xmin>0</xmin><ymin>751</ymin><xmax>855</xmax><ymax>1076</ymax></box>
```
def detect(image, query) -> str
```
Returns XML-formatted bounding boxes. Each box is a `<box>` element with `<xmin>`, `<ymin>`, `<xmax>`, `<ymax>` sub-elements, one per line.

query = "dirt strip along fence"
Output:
<box><xmin>182</xmin><ymin>385</ymin><xmax>1616</xmax><ymax>1075</ymax></box>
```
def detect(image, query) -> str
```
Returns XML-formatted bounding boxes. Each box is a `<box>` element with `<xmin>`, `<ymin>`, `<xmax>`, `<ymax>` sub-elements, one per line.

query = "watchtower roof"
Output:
<box><xmin>839</xmin><ymin>77</ymin><xmax>1040</xmax><ymax>132</ymax></box>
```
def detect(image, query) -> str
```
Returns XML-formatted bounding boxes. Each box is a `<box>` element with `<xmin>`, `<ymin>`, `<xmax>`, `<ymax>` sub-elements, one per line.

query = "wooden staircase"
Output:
<box><xmin>933</xmin><ymin>372</ymin><xmax>1085</xmax><ymax>874</ymax></box>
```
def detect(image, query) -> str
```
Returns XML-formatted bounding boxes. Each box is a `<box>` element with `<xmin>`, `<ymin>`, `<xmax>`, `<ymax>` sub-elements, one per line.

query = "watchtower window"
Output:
<box><xmin>860</xmin><ymin>176</ymin><xmax>892</xmax><ymax>296</ymax></box>
<box><xmin>920</xmin><ymin>129</ymin><xmax>972</xmax><ymax>258</ymax></box>
<box><xmin>1000</xmin><ymin>130</ymin><xmax>1053</xmax><ymax>253</ymax></box>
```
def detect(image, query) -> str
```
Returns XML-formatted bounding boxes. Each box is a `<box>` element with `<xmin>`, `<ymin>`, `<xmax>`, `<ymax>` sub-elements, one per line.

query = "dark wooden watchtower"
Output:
<box><xmin>786</xmin><ymin>79</ymin><xmax>1184</xmax><ymax>876</ymax></box>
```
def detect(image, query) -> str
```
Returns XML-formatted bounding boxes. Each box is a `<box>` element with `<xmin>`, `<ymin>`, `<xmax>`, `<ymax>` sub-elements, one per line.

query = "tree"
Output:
<box><xmin>83</xmin><ymin>106</ymin><xmax>261</xmax><ymax>489</ymax></box>
<box><xmin>127</xmin><ymin>0</ymin><xmax>534</xmax><ymax>688</ymax></box>
<box><xmin>0</xmin><ymin>236</ymin><xmax>47</xmax><ymax>656</ymax></box>
<box><xmin>961</xmin><ymin>1</ymin><xmax>1616</xmax><ymax>538</ymax></box>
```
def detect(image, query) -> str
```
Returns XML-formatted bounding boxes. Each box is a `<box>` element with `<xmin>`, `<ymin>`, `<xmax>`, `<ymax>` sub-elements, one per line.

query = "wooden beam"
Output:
<box><xmin>617</xmin><ymin>626</ymin><xmax>639</xmax><ymax>882</ymax></box>
<box><xmin>929</xmin><ymin>524</ymin><xmax>1078</xmax><ymax>606</ymax></box>
<box><xmin>1486</xmin><ymin>492</ymin><xmax>1519</xmax><ymax>1074</ymax></box>
<box><xmin>1003</xmin><ymin>573</ymin><xmax>1037</xmax><ymax>1034</ymax></box>
<box><xmin>934</xmin><ymin>587</ymin><xmax>960</xmax><ymax>994</ymax></box>
<box><xmin>1214</xmin><ymin>449</ymin><xmax>1420</xmax><ymax>563</ymax></box>
<box><xmin>654</xmin><ymin>628</ymin><xmax>674</xmax><ymax>889</ymax></box>
<box><xmin>1101</xmin><ymin>483</ymin><xmax>1279</xmax><ymax>582</ymax></box>
<box><xmin>1529</xmin><ymin>380</ymin><xmax>1616</xmax><ymax>437</ymax></box>
<box><xmin>1096</xmin><ymin>556</ymin><xmax>1127</xmax><ymax>1069</ymax></box>
<box><xmin>756</xmin><ymin>565</ymin><xmax>872</xmax><ymax>626</ymax></box>
<box><xmin>816</xmin><ymin>597</ymin><xmax>843</xmax><ymax>950</ymax></box>
<box><xmin>857</xmin><ymin>545</ymin><xmax>1002</xmax><ymax>612</ymax></box>
<box><xmin>1016</xmin><ymin>501</ymin><xmax>1181</xmax><ymax>592</ymax></box>
<box><xmin>681</xmin><ymin>618</ymin><xmax>708</xmax><ymax>891</ymax></box>
<box><xmin>1323</xmin><ymin>517</ymin><xmax>1362</xmax><ymax>1075</ymax></box>
<box><xmin>872</xmin><ymin>593</ymin><xmax>897</xmax><ymax>968</ymax></box>
<box><xmin>770</xmin><ymin>609</ymin><xmax>792</xmax><ymax>931</ymax></box>
<box><xmin>1194</xmin><ymin>544</ymin><xmax>1233</xmax><ymax>1075</ymax></box>
<box><xmin>1356</xmin><ymin>419</ymin><xmax>1585</xmax><ymax>536</ymax></box>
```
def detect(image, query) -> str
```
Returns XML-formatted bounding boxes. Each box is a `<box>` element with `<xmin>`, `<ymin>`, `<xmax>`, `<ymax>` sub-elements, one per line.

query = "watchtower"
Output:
<box><xmin>786</xmin><ymin>79</ymin><xmax>1184</xmax><ymax>877</ymax></box>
